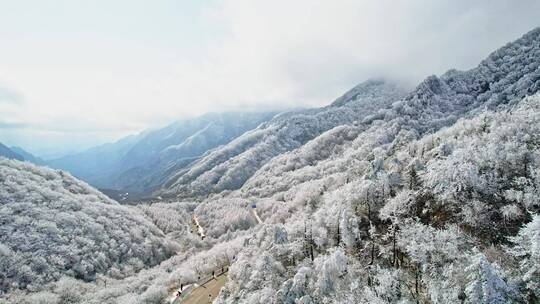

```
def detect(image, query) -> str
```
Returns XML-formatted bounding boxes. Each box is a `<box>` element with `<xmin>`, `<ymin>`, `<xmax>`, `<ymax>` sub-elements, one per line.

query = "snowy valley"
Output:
<box><xmin>1</xmin><ymin>26</ymin><xmax>540</xmax><ymax>304</ymax></box>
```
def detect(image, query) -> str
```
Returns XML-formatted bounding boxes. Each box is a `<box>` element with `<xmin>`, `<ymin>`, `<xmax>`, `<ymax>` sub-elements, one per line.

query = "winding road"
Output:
<box><xmin>171</xmin><ymin>205</ymin><xmax>262</xmax><ymax>303</ymax></box>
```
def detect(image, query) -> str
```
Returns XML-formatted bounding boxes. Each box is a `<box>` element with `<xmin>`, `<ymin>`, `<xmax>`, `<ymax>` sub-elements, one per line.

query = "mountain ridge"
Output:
<box><xmin>159</xmin><ymin>28</ymin><xmax>540</xmax><ymax>199</ymax></box>
<box><xmin>0</xmin><ymin>142</ymin><xmax>23</xmax><ymax>161</ymax></box>
<box><xmin>47</xmin><ymin>111</ymin><xmax>278</xmax><ymax>198</ymax></box>
<box><xmin>161</xmin><ymin>80</ymin><xmax>409</xmax><ymax>198</ymax></box>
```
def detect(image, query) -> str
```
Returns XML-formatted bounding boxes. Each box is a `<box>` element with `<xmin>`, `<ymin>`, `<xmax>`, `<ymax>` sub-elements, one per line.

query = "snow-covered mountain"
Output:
<box><xmin>0</xmin><ymin>159</ymin><xmax>178</xmax><ymax>293</ymax></box>
<box><xmin>2</xmin><ymin>27</ymin><xmax>540</xmax><ymax>304</ymax></box>
<box><xmin>161</xmin><ymin>80</ymin><xmax>409</xmax><ymax>198</ymax></box>
<box><xmin>201</xmin><ymin>28</ymin><xmax>540</xmax><ymax>303</ymax></box>
<box><xmin>111</xmin><ymin>112</ymin><xmax>278</xmax><ymax>196</ymax></box>
<box><xmin>48</xmin><ymin>112</ymin><xmax>277</xmax><ymax>198</ymax></box>
<box><xmin>47</xmin><ymin>132</ymin><xmax>144</xmax><ymax>187</ymax></box>
<box><xmin>160</xmin><ymin>28</ymin><xmax>540</xmax><ymax>201</ymax></box>
<box><xmin>237</xmin><ymin>27</ymin><xmax>540</xmax><ymax>200</ymax></box>
<box><xmin>167</xmin><ymin>27</ymin><xmax>539</xmax><ymax>303</ymax></box>
<box><xmin>209</xmin><ymin>93</ymin><xmax>540</xmax><ymax>303</ymax></box>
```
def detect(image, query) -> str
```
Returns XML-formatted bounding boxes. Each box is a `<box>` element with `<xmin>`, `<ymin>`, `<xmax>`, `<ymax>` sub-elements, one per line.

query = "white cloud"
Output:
<box><xmin>0</xmin><ymin>0</ymin><xmax>539</xmax><ymax>154</ymax></box>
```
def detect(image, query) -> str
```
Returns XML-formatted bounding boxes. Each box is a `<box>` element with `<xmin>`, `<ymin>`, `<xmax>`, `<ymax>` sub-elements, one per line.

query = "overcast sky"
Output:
<box><xmin>0</xmin><ymin>0</ymin><xmax>539</xmax><ymax>157</ymax></box>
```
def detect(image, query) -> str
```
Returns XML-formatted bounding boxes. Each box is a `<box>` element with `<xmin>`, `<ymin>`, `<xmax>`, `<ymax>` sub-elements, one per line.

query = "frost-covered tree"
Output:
<box><xmin>509</xmin><ymin>215</ymin><xmax>540</xmax><ymax>300</ymax></box>
<box><xmin>464</xmin><ymin>253</ymin><xmax>516</xmax><ymax>304</ymax></box>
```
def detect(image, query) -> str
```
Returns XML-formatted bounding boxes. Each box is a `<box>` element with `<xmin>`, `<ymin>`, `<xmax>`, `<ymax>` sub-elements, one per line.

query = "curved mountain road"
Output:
<box><xmin>170</xmin><ymin>206</ymin><xmax>262</xmax><ymax>303</ymax></box>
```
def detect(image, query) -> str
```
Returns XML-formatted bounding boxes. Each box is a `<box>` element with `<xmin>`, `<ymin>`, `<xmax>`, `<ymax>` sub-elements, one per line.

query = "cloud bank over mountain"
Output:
<box><xmin>1</xmin><ymin>0</ymin><xmax>539</xmax><ymax>154</ymax></box>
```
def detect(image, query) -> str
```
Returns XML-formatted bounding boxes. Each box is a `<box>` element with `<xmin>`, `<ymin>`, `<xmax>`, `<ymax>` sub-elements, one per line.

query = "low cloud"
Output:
<box><xmin>0</xmin><ymin>86</ymin><xmax>23</xmax><ymax>105</ymax></box>
<box><xmin>0</xmin><ymin>0</ymin><xmax>539</xmax><ymax>151</ymax></box>
<box><xmin>0</xmin><ymin>121</ymin><xmax>27</xmax><ymax>129</ymax></box>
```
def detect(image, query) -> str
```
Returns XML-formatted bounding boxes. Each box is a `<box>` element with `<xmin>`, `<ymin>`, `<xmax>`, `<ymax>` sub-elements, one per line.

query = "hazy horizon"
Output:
<box><xmin>1</xmin><ymin>0</ymin><xmax>539</xmax><ymax>156</ymax></box>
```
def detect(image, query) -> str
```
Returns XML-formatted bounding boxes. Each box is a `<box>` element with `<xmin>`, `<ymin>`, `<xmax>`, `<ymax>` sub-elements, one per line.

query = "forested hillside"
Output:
<box><xmin>161</xmin><ymin>80</ymin><xmax>408</xmax><ymax>198</ymax></box>
<box><xmin>212</xmin><ymin>93</ymin><xmax>540</xmax><ymax>303</ymax></box>
<box><xmin>0</xmin><ymin>159</ymin><xmax>178</xmax><ymax>293</ymax></box>
<box><xmin>160</xmin><ymin>27</ymin><xmax>540</xmax><ymax>200</ymax></box>
<box><xmin>112</xmin><ymin>112</ymin><xmax>277</xmax><ymax>195</ymax></box>
<box><xmin>204</xmin><ymin>28</ymin><xmax>540</xmax><ymax>303</ymax></box>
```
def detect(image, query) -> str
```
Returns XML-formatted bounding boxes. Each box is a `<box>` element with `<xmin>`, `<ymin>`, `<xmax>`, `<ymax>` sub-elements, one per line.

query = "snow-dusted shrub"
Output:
<box><xmin>509</xmin><ymin>215</ymin><xmax>540</xmax><ymax>298</ymax></box>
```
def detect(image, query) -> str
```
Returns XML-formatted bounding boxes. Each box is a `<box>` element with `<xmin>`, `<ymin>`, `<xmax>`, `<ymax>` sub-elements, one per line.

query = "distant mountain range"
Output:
<box><xmin>47</xmin><ymin>112</ymin><xmax>278</xmax><ymax>199</ymax></box>
<box><xmin>8</xmin><ymin>146</ymin><xmax>47</xmax><ymax>165</ymax></box>
<box><xmin>0</xmin><ymin>143</ymin><xmax>48</xmax><ymax>165</ymax></box>
<box><xmin>0</xmin><ymin>143</ymin><xmax>24</xmax><ymax>160</ymax></box>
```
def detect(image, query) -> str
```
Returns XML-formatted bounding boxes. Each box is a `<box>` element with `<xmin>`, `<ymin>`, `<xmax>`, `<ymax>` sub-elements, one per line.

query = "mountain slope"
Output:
<box><xmin>0</xmin><ymin>159</ymin><xmax>177</xmax><ymax>293</ymax></box>
<box><xmin>161</xmin><ymin>27</ymin><xmax>540</xmax><ymax>199</ymax></box>
<box><xmin>213</xmin><ymin>93</ymin><xmax>540</xmax><ymax>303</ymax></box>
<box><xmin>9</xmin><ymin>146</ymin><xmax>46</xmax><ymax>165</ymax></box>
<box><xmin>240</xmin><ymin>27</ymin><xmax>540</xmax><ymax>199</ymax></box>
<box><xmin>48</xmin><ymin>112</ymin><xmax>276</xmax><ymax>197</ymax></box>
<box><xmin>47</xmin><ymin>132</ymin><xmax>144</xmax><ymax>187</ymax></box>
<box><xmin>196</xmin><ymin>28</ymin><xmax>540</xmax><ymax>303</ymax></box>
<box><xmin>111</xmin><ymin>112</ymin><xmax>278</xmax><ymax>195</ymax></box>
<box><xmin>2</xmin><ymin>26</ymin><xmax>540</xmax><ymax>304</ymax></box>
<box><xmin>0</xmin><ymin>143</ymin><xmax>23</xmax><ymax>161</ymax></box>
<box><xmin>161</xmin><ymin>80</ymin><xmax>409</xmax><ymax>198</ymax></box>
